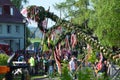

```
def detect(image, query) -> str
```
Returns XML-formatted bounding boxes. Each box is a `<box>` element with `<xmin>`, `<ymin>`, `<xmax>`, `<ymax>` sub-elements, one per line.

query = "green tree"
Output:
<box><xmin>55</xmin><ymin>0</ymin><xmax>90</xmax><ymax>25</ymax></box>
<box><xmin>55</xmin><ymin>0</ymin><xmax>94</xmax><ymax>37</ymax></box>
<box><xmin>0</xmin><ymin>54</ymin><xmax>9</xmax><ymax>80</ymax></box>
<box><xmin>89</xmin><ymin>0</ymin><xmax>120</xmax><ymax>47</ymax></box>
<box><xmin>11</xmin><ymin>0</ymin><xmax>28</xmax><ymax>10</ymax></box>
<box><xmin>25</xmin><ymin>26</ymin><xmax>31</xmax><ymax>48</ymax></box>
<box><xmin>0</xmin><ymin>54</ymin><xmax>9</xmax><ymax>65</ymax></box>
<box><xmin>56</xmin><ymin>0</ymin><xmax>120</xmax><ymax>47</ymax></box>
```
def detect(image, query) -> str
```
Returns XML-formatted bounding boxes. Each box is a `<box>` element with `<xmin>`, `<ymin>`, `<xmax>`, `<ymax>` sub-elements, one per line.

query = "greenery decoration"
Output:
<box><xmin>26</xmin><ymin>4</ymin><xmax>120</xmax><ymax>65</ymax></box>
<box><xmin>0</xmin><ymin>54</ymin><xmax>9</xmax><ymax>65</ymax></box>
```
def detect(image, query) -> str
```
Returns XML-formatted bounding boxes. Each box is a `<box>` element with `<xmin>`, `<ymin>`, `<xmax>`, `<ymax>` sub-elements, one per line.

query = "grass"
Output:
<box><xmin>0</xmin><ymin>72</ymin><xmax>59</xmax><ymax>80</ymax></box>
<box><xmin>29</xmin><ymin>38</ymin><xmax>42</xmax><ymax>43</ymax></box>
<box><xmin>12</xmin><ymin>74</ymin><xmax>48</xmax><ymax>80</ymax></box>
<box><xmin>31</xmin><ymin>75</ymin><xmax>48</xmax><ymax>80</ymax></box>
<box><xmin>0</xmin><ymin>74</ymin><xmax>5</xmax><ymax>80</ymax></box>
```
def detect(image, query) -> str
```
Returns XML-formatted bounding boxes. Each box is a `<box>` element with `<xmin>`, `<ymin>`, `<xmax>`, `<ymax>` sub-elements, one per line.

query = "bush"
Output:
<box><xmin>78</xmin><ymin>67</ymin><xmax>96</xmax><ymax>80</ymax></box>
<box><xmin>0</xmin><ymin>54</ymin><xmax>9</xmax><ymax>80</ymax></box>
<box><xmin>88</xmin><ymin>51</ymin><xmax>97</xmax><ymax>64</ymax></box>
<box><xmin>0</xmin><ymin>54</ymin><xmax>9</xmax><ymax>65</ymax></box>
<box><xmin>60</xmin><ymin>64</ymin><xmax>73</xmax><ymax>80</ymax></box>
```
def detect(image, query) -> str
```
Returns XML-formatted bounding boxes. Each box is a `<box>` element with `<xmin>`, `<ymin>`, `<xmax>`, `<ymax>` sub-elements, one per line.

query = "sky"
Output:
<box><xmin>23</xmin><ymin>0</ymin><xmax>65</xmax><ymax>28</ymax></box>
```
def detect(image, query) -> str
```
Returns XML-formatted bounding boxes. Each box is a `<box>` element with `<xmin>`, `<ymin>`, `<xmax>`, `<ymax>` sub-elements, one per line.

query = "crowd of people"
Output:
<box><xmin>14</xmin><ymin>50</ymin><xmax>56</xmax><ymax>76</ymax></box>
<box><xmin>13</xmin><ymin>49</ymin><xmax>110</xmax><ymax>79</ymax></box>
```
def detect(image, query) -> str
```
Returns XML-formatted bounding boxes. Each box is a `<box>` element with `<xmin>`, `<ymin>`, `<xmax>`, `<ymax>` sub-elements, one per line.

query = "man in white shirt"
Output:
<box><xmin>69</xmin><ymin>56</ymin><xmax>75</xmax><ymax>72</ymax></box>
<box><xmin>69</xmin><ymin>56</ymin><xmax>77</xmax><ymax>79</ymax></box>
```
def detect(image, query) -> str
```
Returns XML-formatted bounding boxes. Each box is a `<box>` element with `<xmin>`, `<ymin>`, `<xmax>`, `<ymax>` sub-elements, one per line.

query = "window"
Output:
<box><xmin>0</xmin><ymin>6</ymin><xmax>2</xmax><ymax>15</ymax></box>
<box><xmin>0</xmin><ymin>25</ymin><xmax>2</xmax><ymax>33</ymax></box>
<box><xmin>3</xmin><ymin>5</ymin><xmax>10</xmax><ymax>15</ymax></box>
<box><xmin>7</xmin><ymin>25</ymin><xmax>11</xmax><ymax>33</ymax></box>
<box><xmin>10</xmin><ymin>7</ymin><xmax>14</xmax><ymax>15</ymax></box>
<box><xmin>16</xmin><ymin>26</ymin><xmax>20</xmax><ymax>33</ymax></box>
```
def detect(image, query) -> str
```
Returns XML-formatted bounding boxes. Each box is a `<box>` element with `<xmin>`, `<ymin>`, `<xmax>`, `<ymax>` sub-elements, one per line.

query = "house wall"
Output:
<box><xmin>0</xmin><ymin>22</ymin><xmax>25</xmax><ymax>51</ymax></box>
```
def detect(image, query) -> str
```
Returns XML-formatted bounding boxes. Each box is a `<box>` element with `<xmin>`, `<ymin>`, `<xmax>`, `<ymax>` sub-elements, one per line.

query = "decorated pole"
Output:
<box><xmin>24</xmin><ymin>5</ymin><xmax>120</xmax><ymax>65</ymax></box>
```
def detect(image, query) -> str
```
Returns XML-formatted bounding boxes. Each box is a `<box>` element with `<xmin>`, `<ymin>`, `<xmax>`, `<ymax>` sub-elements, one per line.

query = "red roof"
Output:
<box><xmin>0</xmin><ymin>0</ymin><xmax>24</xmax><ymax>23</ymax></box>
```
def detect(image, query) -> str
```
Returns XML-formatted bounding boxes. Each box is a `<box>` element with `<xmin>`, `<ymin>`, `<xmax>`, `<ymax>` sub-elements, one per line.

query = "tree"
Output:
<box><xmin>89</xmin><ymin>0</ymin><xmax>120</xmax><ymax>47</ymax></box>
<box><xmin>24</xmin><ymin>2</ymin><xmax>120</xmax><ymax>65</ymax></box>
<box><xmin>54</xmin><ymin>0</ymin><xmax>94</xmax><ymax>52</ymax></box>
<box><xmin>25</xmin><ymin>26</ymin><xmax>31</xmax><ymax>48</ymax></box>
<box><xmin>0</xmin><ymin>54</ymin><xmax>9</xmax><ymax>65</ymax></box>
<box><xmin>11</xmin><ymin>0</ymin><xmax>28</xmax><ymax>10</ymax></box>
<box><xmin>55</xmin><ymin>0</ymin><xmax>90</xmax><ymax>25</ymax></box>
<box><xmin>55</xmin><ymin>0</ymin><xmax>120</xmax><ymax>48</ymax></box>
<box><xmin>55</xmin><ymin>0</ymin><xmax>95</xmax><ymax>37</ymax></box>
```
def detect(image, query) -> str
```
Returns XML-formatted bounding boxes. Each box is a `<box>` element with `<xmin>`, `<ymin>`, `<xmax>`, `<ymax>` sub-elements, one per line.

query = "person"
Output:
<box><xmin>29</xmin><ymin>55</ymin><xmax>35</xmax><ymax>75</ymax></box>
<box><xmin>18</xmin><ymin>54</ymin><xmax>24</xmax><ymax>62</ymax></box>
<box><xmin>95</xmin><ymin>52</ymin><xmax>108</xmax><ymax>78</ymax></box>
<box><xmin>69</xmin><ymin>56</ymin><xmax>76</xmax><ymax>79</ymax></box>
<box><xmin>63</xmin><ymin>55</ymin><xmax>68</xmax><ymax>62</ymax></box>
<box><xmin>43</xmin><ymin>57</ymin><xmax>48</xmax><ymax>75</ymax></box>
<box><xmin>48</xmin><ymin>56</ymin><xmax>55</xmax><ymax>78</ymax></box>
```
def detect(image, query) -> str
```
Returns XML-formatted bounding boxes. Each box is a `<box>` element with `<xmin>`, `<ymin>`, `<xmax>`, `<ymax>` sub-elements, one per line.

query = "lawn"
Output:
<box><xmin>31</xmin><ymin>75</ymin><xmax>48</xmax><ymax>80</ymax></box>
<box><xmin>30</xmin><ymin>38</ymin><xmax>42</xmax><ymax>43</ymax></box>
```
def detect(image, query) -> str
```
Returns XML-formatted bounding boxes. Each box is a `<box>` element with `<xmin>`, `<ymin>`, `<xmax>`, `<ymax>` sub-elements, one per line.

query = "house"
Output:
<box><xmin>0</xmin><ymin>0</ymin><xmax>26</xmax><ymax>53</ymax></box>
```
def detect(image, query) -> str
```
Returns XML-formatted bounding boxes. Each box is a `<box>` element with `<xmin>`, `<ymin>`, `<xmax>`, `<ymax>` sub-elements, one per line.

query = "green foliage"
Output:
<box><xmin>25</xmin><ymin>27</ymin><xmax>32</xmax><ymax>48</ymax></box>
<box><xmin>0</xmin><ymin>74</ymin><xmax>5</xmax><ymax>80</ymax></box>
<box><xmin>78</xmin><ymin>67</ymin><xmax>95</xmax><ymax>80</ymax></box>
<box><xmin>26</xmin><ymin>26</ymin><xmax>31</xmax><ymax>38</ymax></box>
<box><xmin>30</xmin><ymin>38</ymin><xmax>42</xmax><ymax>43</ymax></box>
<box><xmin>89</xmin><ymin>0</ymin><xmax>120</xmax><ymax>47</ymax></box>
<box><xmin>0</xmin><ymin>54</ymin><xmax>9</xmax><ymax>65</ymax></box>
<box><xmin>60</xmin><ymin>63</ymin><xmax>73</xmax><ymax>80</ymax></box>
<box><xmin>60</xmin><ymin>65</ymin><xmax>110</xmax><ymax>80</ymax></box>
<box><xmin>78</xmin><ymin>67</ymin><xmax>111</xmax><ymax>80</ymax></box>
<box><xmin>11</xmin><ymin>0</ymin><xmax>28</xmax><ymax>10</ymax></box>
<box><xmin>77</xmin><ymin>54</ymin><xmax>84</xmax><ymax>60</ymax></box>
<box><xmin>55</xmin><ymin>0</ymin><xmax>91</xmax><ymax>25</ymax></box>
<box><xmin>26</xmin><ymin>38</ymin><xmax>31</xmax><ymax>48</ymax></box>
<box><xmin>88</xmin><ymin>51</ymin><xmax>97</xmax><ymax>64</ymax></box>
<box><xmin>43</xmin><ymin>43</ymin><xmax>49</xmax><ymax>52</ymax></box>
<box><xmin>55</xmin><ymin>0</ymin><xmax>120</xmax><ymax>47</ymax></box>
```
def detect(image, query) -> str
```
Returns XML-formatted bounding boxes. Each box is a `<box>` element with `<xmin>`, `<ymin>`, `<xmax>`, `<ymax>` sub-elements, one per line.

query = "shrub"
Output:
<box><xmin>88</xmin><ymin>51</ymin><xmax>97</xmax><ymax>64</ymax></box>
<box><xmin>0</xmin><ymin>54</ymin><xmax>9</xmax><ymax>80</ymax></box>
<box><xmin>60</xmin><ymin>64</ymin><xmax>73</xmax><ymax>80</ymax></box>
<box><xmin>0</xmin><ymin>54</ymin><xmax>9</xmax><ymax>65</ymax></box>
<box><xmin>78</xmin><ymin>67</ymin><xmax>96</xmax><ymax>80</ymax></box>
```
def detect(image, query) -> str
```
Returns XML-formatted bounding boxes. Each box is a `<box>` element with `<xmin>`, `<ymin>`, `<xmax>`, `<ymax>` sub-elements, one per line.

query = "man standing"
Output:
<box><xmin>69</xmin><ymin>56</ymin><xmax>75</xmax><ymax>72</ymax></box>
<box><xmin>69</xmin><ymin>56</ymin><xmax>76</xmax><ymax>79</ymax></box>
<box><xmin>29</xmin><ymin>55</ymin><xmax>35</xmax><ymax>75</ymax></box>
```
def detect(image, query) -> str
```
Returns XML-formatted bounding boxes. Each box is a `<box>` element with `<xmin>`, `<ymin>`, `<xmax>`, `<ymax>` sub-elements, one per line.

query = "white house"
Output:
<box><xmin>0</xmin><ymin>0</ymin><xmax>25</xmax><ymax>52</ymax></box>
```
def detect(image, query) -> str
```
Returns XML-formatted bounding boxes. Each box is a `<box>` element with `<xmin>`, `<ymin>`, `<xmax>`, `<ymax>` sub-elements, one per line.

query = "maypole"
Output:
<box><xmin>22</xmin><ymin>5</ymin><xmax>120</xmax><ymax>65</ymax></box>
